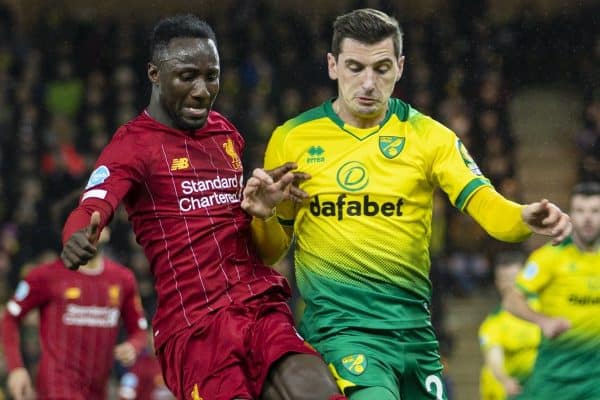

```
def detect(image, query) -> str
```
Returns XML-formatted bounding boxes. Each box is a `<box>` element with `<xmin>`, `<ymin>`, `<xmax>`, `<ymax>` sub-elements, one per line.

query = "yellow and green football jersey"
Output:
<box><xmin>264</xmin><ymin>98</ymin><xmax>491</xmax><ymax>341</ymax></box>
<box><xmin>516</xmin><ymin>238</ymin><xmax>600</xmax><ymax>349</ymax></box>
<box><xmin>514</xmin><ymin>239</ymin><xmax>600</xmax><ymax>398</ymax></box>
<box><xmin>478</xmin><ymin>303</ymin><xmax>541</xmax><ymax>399</ymax></box>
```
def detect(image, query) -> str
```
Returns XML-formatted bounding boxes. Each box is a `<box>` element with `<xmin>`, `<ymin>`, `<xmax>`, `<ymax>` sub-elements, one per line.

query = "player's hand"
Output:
<box><xmin>265</xmin><ymin>162</ymin><xmax>311</xmax><ymax>203</ymax></box>
<box><xmin>7</xmin><ymin>367</ymin><xmax>35</xmax><ymax>400</ymax></box>
<box><xmin>522</xmin><ymin>199</ymin><xmax>572</xmax><ymax>245</ymax></box>
<box><xmin>241</xmin><ymin>163</ymin><xmax>310</xmax><ymax>219</ymax></box>
<box><xmin>500</xmin><ymin>376</ymin><xmax>522</xmax><ymax>396</ymax></box>
<box><xmin>538</xmin><ymin>316</ymin><xmax>571</xmax><ymax>339</ymax></box>
<box><xmin>60</xmin><ymin>211</ymin><xmax>101</xmax><ymax>270</ymax></box>
<box><xmin>114</xmin><ymin>342</ymin><xmax>137</xmax><ymax>367</ymax></box>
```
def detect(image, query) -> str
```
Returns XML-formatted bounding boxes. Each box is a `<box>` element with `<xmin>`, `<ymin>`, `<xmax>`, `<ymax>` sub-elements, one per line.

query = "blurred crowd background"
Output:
<box><xmin>0</xmin><ymin>0</ymin><xmax>598</xmax><ymax>398</ymax></box>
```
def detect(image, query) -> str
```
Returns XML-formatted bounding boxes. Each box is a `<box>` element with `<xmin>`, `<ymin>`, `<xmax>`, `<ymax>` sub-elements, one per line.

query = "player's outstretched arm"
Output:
<box><xmin>61</xmin><ymin>211</ymin><xmax>101</xmax><ymax>270</ymax></box>
<box><xmin>503</xmin><ymin>285</ymin><xmax>570</xmax><ymax>338</ymax></box>
<box><xmin>7</xmin><ymin>367</ymin><xmax>35</xmax><ymax>400</ymax></box>
<box><xmin>521</xmin><ymin>199</ymin><xmax>572</xmax><ymax>245</ymax></box>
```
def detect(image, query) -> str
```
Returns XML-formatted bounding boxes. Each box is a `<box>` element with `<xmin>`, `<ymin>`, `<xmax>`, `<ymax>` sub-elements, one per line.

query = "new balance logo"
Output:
<box><xmin>171</xmin><ymin>158</ymin><xmax>190</xmax><ymax>171</ymax></box>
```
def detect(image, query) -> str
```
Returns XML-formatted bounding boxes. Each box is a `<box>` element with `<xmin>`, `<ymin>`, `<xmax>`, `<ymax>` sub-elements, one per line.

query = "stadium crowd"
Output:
<box><xmin>0</xmin><ymin>0</ymin><xmax>597</xmax><ymax>397</ymax></box>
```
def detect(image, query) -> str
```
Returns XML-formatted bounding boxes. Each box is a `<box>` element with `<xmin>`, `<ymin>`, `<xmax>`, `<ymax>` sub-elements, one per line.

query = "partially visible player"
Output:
<box><xmin>2</xmin><ymin>226</ymin><xmax>148</xmax><ymax>400</ymax></box>
<box><xmin>504</xmin><ymin>182</ymin><xmax>600</xmax><ymax>399</ymax></box>
<box><xmin>248</xmin><ymin>8</ymin><xmax>572</xmax><ymax>400</ymax></box>
<box><xmin>118</xmin><ymin>334</ymin><xmax>174</xmax><ymax>400</ymax></box>
<box><xmin>60</xmin><ymin>14</ymin><xmax>344</xmax><ymax>400</ymax></box>
<box><xmin>478</xmin><ymin>251</ymin><xmax>541</xmax><ymax>400</ymax></box>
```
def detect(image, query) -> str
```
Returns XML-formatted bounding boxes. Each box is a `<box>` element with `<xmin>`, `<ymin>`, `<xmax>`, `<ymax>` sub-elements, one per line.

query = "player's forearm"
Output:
<box><xmin>1</xmin><ymin>312</ymin><xmax>25</xmax><ymax>370</ymax></box>
<box><xmin>62</xmin><ymin>198</ymin><xmax>114</xmax><ymax>243</ymax></box>
<box><xmin>486</xmin><ymin>347</ymin><xmax>511</xmax><ymax>385</ymax></box>
<box><xmin>250</xmin><ymin>215</ymin><xmax>293</xmax><ymax>265</ymax></box>
<box><xmin>465</xmin><ymin>186</ymin><xmax>532</xmax><ymax>242</ymax></box>
<box><xmin>503</xmin><ymin>287</ymin><xmax>544</xmax><ymax>326</ymax></box>
<box><xmin>126</xmin><ymin>329</ymin><xmax>148</xmax><ymax>355</ymax></box>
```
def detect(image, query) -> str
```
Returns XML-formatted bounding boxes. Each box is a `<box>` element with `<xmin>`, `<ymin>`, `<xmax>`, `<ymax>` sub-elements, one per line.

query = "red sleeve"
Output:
<box><xmin>1</xmin><ymin>269</ymin><xmax>51</xmax><ymax>370</ymax></box>
<box><xmin>62</xmin><ymin>198</ymin><xmax>114</xmax><ymax>244</ymax></box>
<box><xmin>62</xmin><ymin>126</ymin><xmax>146</xmax><ymax>244</ymax></box>
<box><xmin>120</xmin><ymin>269</ymin><xmax>148</xmax><ymax>354</ymax></box>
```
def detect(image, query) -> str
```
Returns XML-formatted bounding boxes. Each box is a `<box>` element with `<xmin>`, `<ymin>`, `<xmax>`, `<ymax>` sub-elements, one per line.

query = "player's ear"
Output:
<box><xmin>396</xmin><ymin>56</ymin><xmax>405</xmax><ymax>82</ymax></box>
<box><xmin>327</xmin><ymin>53</ymin><xmax>338</xmax><ymax>81</ymax></box>
<box><xmin>148</xmin><ymin>62</ymin><xmax>159</xmax><ymax>84</ymax></box>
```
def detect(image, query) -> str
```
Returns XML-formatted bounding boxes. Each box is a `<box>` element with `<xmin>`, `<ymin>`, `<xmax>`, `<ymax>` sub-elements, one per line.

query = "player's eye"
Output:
<box><xmin>206</xmin><ymin>71</ymin><xmax>219</xmax><ymax>81</ymax></box>
<box><xmin>376</xmin><ymin>65</ymin><xmax>391</xmax><ymax>74</ymax></box>
<box><xmin>180</xmin><ymin>73</ymin><xmax>195</xmax><ymax>82</ymax></box>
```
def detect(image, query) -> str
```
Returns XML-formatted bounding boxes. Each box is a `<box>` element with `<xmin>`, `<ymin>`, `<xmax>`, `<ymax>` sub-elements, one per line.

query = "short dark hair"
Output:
<box><xmin>331</xmin><ymin>8</ymin><xmax>403</xmax><ymax>59</ymax></box>
<box><xmin>149</xmin><ymin>14</ymin><xmax>217</xmax><ymax>63</ymax></box>
<box><xmin>571</xmin><ymin>181</ymin><xmax>600</xmax><ymax>197</ymax></box>
<box><xmin>494</xmin><ymin>251</ymin><xmax>526</xmax><ymax>268</ymax></box>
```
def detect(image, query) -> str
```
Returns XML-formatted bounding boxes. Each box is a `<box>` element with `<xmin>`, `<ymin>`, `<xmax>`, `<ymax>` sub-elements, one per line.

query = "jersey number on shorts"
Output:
<box><xmin>425</xmin><ymin>375</ymin><xmax>444</xmax><ymax>400</ymax></box>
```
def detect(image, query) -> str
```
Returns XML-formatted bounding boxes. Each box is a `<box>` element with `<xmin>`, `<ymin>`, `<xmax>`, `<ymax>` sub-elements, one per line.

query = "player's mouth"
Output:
<box><xmin>356</xmin><ymin>96</ymin><xmax>378</xmax><ymax>106</ymax></box>
<box><xmin>182</xmin><ymin>106</ymin><xmax>208</xmax><ymax>119</ymax></box>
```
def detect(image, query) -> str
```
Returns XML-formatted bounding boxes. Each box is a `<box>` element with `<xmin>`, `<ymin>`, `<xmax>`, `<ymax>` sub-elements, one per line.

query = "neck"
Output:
<box><xmin>79</xmin><ymin>256</ymin><xmax>104</xmax><ymax>275</ymax></box>
<box><xmin>147</xmin><ymin>89</ymin><xmax>174</xmax><ymax>128</ymax></box>
<box><xmin>332</xmin><ymin>99</ymin><xmax>386</xmax><ymax>129</ymax></box>
<box><xmin>572</xmin><ymin>233</ymin><xmax>600</xmax><ymax>252</ymax></box>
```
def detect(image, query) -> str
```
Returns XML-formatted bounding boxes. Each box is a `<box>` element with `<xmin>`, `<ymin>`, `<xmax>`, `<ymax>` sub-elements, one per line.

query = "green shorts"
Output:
<box><xmin>317</xmin><ymin>326</ymin><xmax>448</xmax><ymax>400</ymax></box>
<box><xmin>516</xmin><ymin>340</ymin><xmax>600</xmax><ymax>400</ymax></box>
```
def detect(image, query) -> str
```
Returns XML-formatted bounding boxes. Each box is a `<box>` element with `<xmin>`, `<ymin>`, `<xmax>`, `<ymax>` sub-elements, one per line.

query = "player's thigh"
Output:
<box><xmin>261</xmin><ymin>353</ymin><xmax>340</xmax><ymax>400</ymax></box>
<box><xmin>401</xmin><ymin>345</ymin><xmax>447</xmax><ymax>400</ymax></box>
<box><xmin>347</xmin><ymin>386</ymin><xmax>396</xmax><ymax>400</ymax></box>
<box><xmin>325</xmin><ymin>348</ymin><xmax>399</xmax><ymax>398</ymax></box>
<box><xmin>157</xmin><ymin>315</ymin><xmax>253</xmax><ymax>400</ymax></box>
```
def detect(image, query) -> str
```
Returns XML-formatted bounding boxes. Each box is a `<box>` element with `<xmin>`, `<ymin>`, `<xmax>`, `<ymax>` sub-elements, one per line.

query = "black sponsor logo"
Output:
<box><xmin>568</xmin><ymin>294</ymin><xmax>600</xmax><ymax>305</ymax></box>
<box><xmin>309</xmin><ymin>194</ymin><xmax>403</xmax><ymax>220</ymax></box>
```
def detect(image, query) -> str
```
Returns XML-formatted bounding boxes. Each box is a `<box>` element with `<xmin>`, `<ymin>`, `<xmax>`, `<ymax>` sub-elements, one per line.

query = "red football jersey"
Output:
<box><xmin>1</xmin><ymin>257</ymin><xmax>148</xmax><ymax>400</ymax></box>
<box><xmin>69</xmin><ymin>111</ymin><xmax>289</xmax><ymax>349</ymax></box>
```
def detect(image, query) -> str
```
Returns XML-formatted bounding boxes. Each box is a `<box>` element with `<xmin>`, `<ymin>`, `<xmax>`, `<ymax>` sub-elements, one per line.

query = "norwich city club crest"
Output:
<box><xmin>379</xmin><ymin>136</ymin><xmax>405</xmax><ymax>159</ymax></box>
<box><xmin>341</xmin><ymin>354</ymin><xmax>367</xmax><ymax>375</ymax></box>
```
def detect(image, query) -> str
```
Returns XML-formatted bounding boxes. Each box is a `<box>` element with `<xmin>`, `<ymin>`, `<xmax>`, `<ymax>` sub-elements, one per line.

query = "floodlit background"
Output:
<box><xmin>0</xmin><ymin>1</ymin><xmax>598</xmax><ymax>398</ymax></box>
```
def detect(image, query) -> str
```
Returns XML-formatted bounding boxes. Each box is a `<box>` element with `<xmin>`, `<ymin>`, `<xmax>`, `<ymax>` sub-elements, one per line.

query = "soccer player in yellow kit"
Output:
<box><xmin>244</xmin><ymin>8</ymin><xmax>571</xmax><ymax>400</ymax></box>
<box><xmin>504</xmin><ymin>182</ymin><xmax>600</xmax><ymax>400</ymax></box>
<box><xmin>479</xmin><ymin>252</ymin><xmax>541</xmax><ymax>400</ymax></box>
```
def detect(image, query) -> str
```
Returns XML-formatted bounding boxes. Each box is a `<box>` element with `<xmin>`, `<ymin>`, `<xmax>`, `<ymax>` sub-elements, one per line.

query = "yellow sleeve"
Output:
<box><xmin>465</xmin><ymin>186</ymin><xmax>532</xmax><ymax>242</ymax></box>
<box><xmin>252</xmin><ymin>125</ymin><xmax>296</xmax><ymax>265</ymax></box>
<box><xmin>515</xmin><ymin>247</ymin><xmax>555</xmax><ymax>295</ymax></box>
<box><xmin>264</xmin><ymin>125</ymin><xmax>297</xmax><ymax>224</ymax></box>
<box><xmin>250</xmin><ymin>215</ymin><xmax>293</xmax><ymax>265</ymax></box>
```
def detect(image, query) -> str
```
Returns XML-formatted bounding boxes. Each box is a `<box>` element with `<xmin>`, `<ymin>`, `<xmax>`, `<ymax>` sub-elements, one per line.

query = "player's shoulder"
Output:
<box><xmin>276</xmin><ymin>101</ymin><xmax>330</xmax><ymax>135</ymax></box>
<box><xmin>23</xmin><ymin>257</ymin><xmax>65</xmax><ymax>279</ymax></box>
<box><xmin>394</xmin><ymin>100</ymin><xmax>454</xmax><ymax>139</ymax></box>
<box><xmin>529</xmin><ymin>238</ymin><xmax>571</xmax><ymax>261</ymax></box>
<box><xmin>103</xmin><ymin>257</ymin><xmax>136</xmax><ymax>278</ymax></box>
<box><xmin>207</xmin><ymin>110</ymin><xmax>238</xmax><ymax>131</ymax></box>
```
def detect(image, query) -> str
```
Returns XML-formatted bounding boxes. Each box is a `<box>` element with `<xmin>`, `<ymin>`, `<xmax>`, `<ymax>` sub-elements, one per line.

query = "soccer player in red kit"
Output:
<box><xmin>2</xmin><ymin>227</ymin><xmax>148</xmax><ymax>400</ymax></box>
<box><xmin>60</xmin><ymin>14</ymin><xmax>344</xmax><ymax>400</ymax></box>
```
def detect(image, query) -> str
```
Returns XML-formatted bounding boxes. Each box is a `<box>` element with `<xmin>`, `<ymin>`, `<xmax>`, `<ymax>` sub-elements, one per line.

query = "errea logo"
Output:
<box><xmin>171</xmin><ymin>157</ymin><xmax>190</xmax><ymax>171</ymax></box>
<box><xmin>307</xmin><ymin>146</ymin><xmax>325</xmax><ymax>164</ymax></box>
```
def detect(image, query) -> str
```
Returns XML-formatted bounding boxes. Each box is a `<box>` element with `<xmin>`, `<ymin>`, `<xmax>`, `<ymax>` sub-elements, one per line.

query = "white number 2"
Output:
<box><xmin>425</xmin><ymin>374</ymin><xmax>444</xmax><ymax>400</ymax></box>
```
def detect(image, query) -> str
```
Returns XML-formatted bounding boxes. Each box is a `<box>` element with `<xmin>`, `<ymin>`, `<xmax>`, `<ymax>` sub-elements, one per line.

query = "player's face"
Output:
<box><xmin>150</xmin><ymin>37</ymin><xmax>220</xmax><ymax>130</ymax></box>
<box><xmin>570</xmin><ymin>194</ymin><xmax>600</xmax><ymax>247</ymax></box>
<box><xmin>328</xmin><ymin>37</ymin><xmax>403</xmax><ymax>128</ymax></box>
